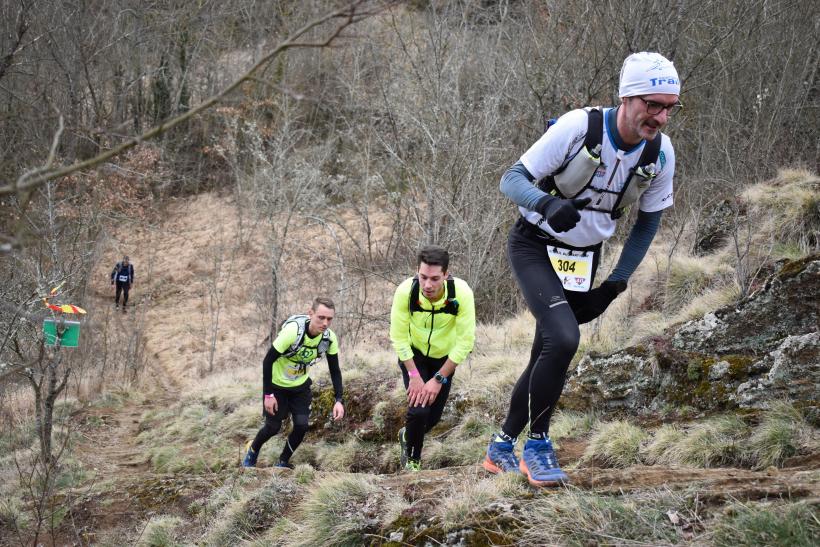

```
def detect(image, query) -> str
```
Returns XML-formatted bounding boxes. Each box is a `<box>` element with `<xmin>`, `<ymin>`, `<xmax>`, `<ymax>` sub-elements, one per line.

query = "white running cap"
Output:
<box><xmin>619</xmin><ymin>52</ymin><xmax>680</xmax><ymax>97</ymax></box>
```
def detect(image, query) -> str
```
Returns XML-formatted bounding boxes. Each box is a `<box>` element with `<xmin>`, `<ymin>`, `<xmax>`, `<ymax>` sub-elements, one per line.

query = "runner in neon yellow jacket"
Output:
<box><xmin>390</xmin><ymin>245</ymin><xmax>475</xmax><ymax>470</ymax></box>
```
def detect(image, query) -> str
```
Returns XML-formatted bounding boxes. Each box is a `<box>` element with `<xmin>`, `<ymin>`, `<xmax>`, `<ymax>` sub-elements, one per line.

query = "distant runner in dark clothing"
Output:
<box><xmin>111</xmin><ymin>255</ymin><xmax>134</xmax><ymax>313</ymax></box>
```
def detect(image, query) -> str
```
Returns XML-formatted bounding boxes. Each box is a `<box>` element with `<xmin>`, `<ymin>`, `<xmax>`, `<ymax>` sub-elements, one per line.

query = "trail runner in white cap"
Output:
<box><xmin>483</xmin><ymin>52</ymin><xmax>682</xmax><ymax>487</ymax></box>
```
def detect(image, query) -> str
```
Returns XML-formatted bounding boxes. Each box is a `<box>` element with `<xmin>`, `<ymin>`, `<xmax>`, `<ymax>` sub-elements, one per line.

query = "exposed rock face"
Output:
<box><xmin>693</xmin><ymin>199</ymin><xmax>737</xmax><ymax>255</ymax></box>
<box><xmin>562</xmin><ymin>256</ymin><xmax>819</xmax><ymax>422</ymax></box>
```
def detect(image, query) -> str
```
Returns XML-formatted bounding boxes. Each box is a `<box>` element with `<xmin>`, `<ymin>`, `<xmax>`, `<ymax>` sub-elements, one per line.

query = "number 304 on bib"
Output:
<box><xmin>547</xmin><ymin>246</ymin><xmax>593</xmax><ymax>292</ymax></box>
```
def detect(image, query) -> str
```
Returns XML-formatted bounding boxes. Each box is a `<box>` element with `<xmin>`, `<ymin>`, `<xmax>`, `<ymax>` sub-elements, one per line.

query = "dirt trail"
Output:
<box><xmin>76</xmin><ymin>194</ymin><xmax>263</xmax><ymax>475</ymax></box>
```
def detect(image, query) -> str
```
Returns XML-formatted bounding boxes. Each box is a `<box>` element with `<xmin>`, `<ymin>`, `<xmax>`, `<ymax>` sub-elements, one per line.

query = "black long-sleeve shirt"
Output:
<box><xmin>262</xmin><ymin>345</ymin><xmax>343</xmax><ymax>402</ymax></box>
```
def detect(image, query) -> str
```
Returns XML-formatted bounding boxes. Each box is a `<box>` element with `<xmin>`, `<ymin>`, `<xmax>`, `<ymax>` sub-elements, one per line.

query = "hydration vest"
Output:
<box><xmin>280</xmin><ymin>314</ymin><xmax>331</xmax><ymax>358</ymax></box>
<box><xmin>538</xmin><ymin>107</ymin><xmax>662</xmax><ymax>220</ymax></box>
<box><xmin>113</xmin><ymin>262</ymin><xmax>133</xmax><ymax>283</ymax></box>
<box><xmin>409</xmin><ymin>275</ymin><xmax>459</xmax><ymax>316</ymax></box>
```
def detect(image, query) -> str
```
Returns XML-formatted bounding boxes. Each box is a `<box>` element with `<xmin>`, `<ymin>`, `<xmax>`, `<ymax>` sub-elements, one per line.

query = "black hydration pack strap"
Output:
<box><xmin>608</xmin><ymin>131</ymin><xmax>662</xmax><ymax>219</ymax></box>
<box><xmin>281</xmin><ymin>315</ymin><xmax>331</xmax><ymax>358</ymax></box>
<box><xmin>537</xmin><ymin>108</ymin><xmax>603</xmax><ymax>193</ymax></box>
<box><xmin>538</xmin><ymin>107</ymin><xmax>662</xmax><ymax>220</ymax></box>
<box><xmin>409</xmin><ymin>275</ymin><xmax>459</xmax><ymax>315</ymax></box>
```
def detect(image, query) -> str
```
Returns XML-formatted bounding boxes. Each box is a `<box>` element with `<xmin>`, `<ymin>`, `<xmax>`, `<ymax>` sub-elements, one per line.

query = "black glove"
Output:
<box><xmin>572</xmin><ymin>280</ymin><xmax>627</xmax><ymax>324</ymax></box>
<box><xmin>539</xmin><ymin>197</ymin><xmax>591</xmax><ymax>232</ymax></box>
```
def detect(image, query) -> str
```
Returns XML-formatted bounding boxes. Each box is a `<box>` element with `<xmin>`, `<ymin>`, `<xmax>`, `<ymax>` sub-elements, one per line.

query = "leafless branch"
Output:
<box><xmin>0</xmin><ymin>1</ymin><xmax>384</xmax><ymax>199</ymax></box>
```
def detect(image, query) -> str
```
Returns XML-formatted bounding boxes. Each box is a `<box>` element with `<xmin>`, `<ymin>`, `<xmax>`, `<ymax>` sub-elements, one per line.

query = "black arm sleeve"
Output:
<box><xmin>326</xmin><ymin>353</ymin><xmax>344</xmax><ymax>402</ymax></box>
<box><xmin>262</xmin><ymin>345</ymin><xmax>282</xmax><ymax>394</ymax></box>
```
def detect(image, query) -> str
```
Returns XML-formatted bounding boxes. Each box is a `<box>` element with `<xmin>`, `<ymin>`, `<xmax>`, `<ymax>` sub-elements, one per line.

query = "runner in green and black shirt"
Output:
<box><xmin>242</xmin><ymin>297</ymin><xmax>344</xmax><ymax>468</ymax></box>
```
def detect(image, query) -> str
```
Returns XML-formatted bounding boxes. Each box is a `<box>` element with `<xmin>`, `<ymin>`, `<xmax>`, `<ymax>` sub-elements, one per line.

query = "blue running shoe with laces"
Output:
<box><xmin>519</xmin><ymin>437</ymin><xmax>568</xmax><ymax>486</ymax></box>
<box><xmin>483</xmin><ymin>438</ymin><xmax>520</xmax><ymax>474</ymax></box>
<box><xmin>242</xmin><ymin>441</ymin><xmax>258</xmax><ymax>468</ymax></box>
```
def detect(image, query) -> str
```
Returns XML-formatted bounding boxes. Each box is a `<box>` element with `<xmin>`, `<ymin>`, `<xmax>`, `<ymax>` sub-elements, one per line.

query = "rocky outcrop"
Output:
<box><xmin>562</xmin><ymin>256</ymin><xmax>819</xmax><ymax>423</ymax></box>
<box><xmin>693</xmin><ymin>199</ymin><xmax>738</xmax><ymax>255</ymax></box>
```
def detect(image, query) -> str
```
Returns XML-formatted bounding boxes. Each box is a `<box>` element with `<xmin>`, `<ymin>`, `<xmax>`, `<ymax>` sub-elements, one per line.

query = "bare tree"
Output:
<box><xmin>0</xmin><ymin>0</ymin><xmax>390</xmax><ymax>252</ymax></box>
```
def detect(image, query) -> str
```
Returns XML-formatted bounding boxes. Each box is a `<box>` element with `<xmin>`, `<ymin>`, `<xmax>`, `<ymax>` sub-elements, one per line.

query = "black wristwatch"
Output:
<box><xmin>433</xmin><ymin>371</ymin><xmax>449</xmax><ymax>385</ymax></box>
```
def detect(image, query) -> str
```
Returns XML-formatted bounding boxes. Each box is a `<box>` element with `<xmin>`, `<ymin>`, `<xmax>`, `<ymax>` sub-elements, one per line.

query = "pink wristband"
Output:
<box><xmin>408</xmin><ymin>369</ymin><xmax>420</xmax><ymax>378</ymax></box>
<box><xmin>264</xmin><ymin>393</ymin><xmax>275</xmax><ymax>399</ymax></box>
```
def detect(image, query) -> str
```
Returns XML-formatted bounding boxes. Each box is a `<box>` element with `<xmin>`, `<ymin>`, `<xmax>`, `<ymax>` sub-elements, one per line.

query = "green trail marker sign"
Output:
<box><xmin>43</xmin><ymin>319</ymin><xmax>81</xmax><ymax>348</ymax></box>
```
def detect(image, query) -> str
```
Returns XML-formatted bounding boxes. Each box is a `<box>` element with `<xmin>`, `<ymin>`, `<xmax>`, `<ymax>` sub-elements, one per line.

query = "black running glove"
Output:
<box><xmin>573</xmin><ymin>280</ymin><xmax>628</xmax><ymax>324</ymax></box>
<box><xmin>538</xmin><ymin>196</ymin><xmax>591</xmax><ymax>232</ymax></box>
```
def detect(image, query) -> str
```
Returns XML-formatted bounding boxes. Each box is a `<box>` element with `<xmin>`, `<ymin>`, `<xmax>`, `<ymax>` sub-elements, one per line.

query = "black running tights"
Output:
<box><xmin>400</xmin><ymin>350</ymin><xmax>453</xmax><ymax>461</ymax></box>
<box><xmin>501</xmin><ymin>226</ymin><xmax>585</xmax><ymax>438</ymax></box>
<box><xmin>251</xmin><ymin>385</ymin><xmax>311</xmax><ymax>461</ymax></box>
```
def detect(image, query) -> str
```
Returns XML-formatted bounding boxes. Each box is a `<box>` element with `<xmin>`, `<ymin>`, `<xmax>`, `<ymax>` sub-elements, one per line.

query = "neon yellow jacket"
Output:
<box><xmin>389</xmin><ymin>276</ymin><xmax>475</xmax><ymax>363</ymax></box>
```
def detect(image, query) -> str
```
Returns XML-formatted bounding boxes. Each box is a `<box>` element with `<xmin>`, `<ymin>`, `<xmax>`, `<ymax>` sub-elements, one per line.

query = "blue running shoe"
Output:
<box><xmin>242</xmin><ymin>441</ymin><xmax>258</xmax><ymax>468</ymax></box>
<box><xmin>274</xmin><ymin>460</ymin><xmax>294</xmax><ymax>470</ymax></box>
<box><xmin>483</xmin><ymin>438</ymin><xmax>520</xmax><ymax>474</ymax></box>
<box><xmin>519</xmin><ymin>437</ymin><xmax>568</xmax><ymax>487</ymax></box>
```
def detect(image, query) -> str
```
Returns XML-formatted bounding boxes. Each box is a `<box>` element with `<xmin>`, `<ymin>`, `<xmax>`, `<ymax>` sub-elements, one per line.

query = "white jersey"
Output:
<box><xmin>519</xmin><ymin>108</ymin><xmax>675</xmax><ymax>247</ymax></box>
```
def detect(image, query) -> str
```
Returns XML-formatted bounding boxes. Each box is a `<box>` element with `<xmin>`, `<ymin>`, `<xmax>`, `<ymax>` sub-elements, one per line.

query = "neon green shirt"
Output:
<box><xmin>389</xmin><ymin>276</ymin><xmax>476</xmax><ymax>363</ymax></box>
<box><xmin>270</xmin><ymin>321</ymin><xmax>339</xmax><ymax>388</ymax></box>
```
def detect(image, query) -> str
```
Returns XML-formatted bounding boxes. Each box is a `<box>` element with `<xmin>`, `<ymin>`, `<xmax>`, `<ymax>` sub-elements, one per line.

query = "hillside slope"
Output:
<box><xmin>56</xmin><ymin>186</ymin><xmax>819</xmax><ymax>546</ymax></box>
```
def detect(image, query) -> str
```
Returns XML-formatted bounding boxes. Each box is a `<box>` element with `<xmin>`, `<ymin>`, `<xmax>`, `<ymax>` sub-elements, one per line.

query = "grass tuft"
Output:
<box><xmin>217</xmin><ymin>403</ymin><xmax>261</xmax><ymax>434</ymax></box>
<box><xmin>747</xmin><ymin>401</ymin><xmax>812</xmax><ymax>469</ymax></box>
<box><xmin>149</xmin><ymin>446</ymin><xmax>187</xmax><ymax>473</ymax></box>
<box><xmin>202</xmin><ymin>475</ymin><xmax>254</xmax><ymax>517</ymax></box>
<box><xmin>137</xmin><ymin>516</ymin><xmax>183</xmax><ymax>547</ymax></box>
<box><xmin>713</xmin><ymin>500</ymin><xmax>820</xmax><ymax>547</ymax></box>
<box><xmin>741</xmin><ymin>169</ymin><xmax>820</xmax><ymax>256</ymax></box>
<box><xmin>423</xmin><ymin>435</ymin><xmax>487</xmax><ymax>469</ymax></box>
<box><xmin>313</xmin><ymin>438</ymin><xmax>360</xmax><ymax>472</ymax></box>
<box><xmin>641</xmin><ymin>424</ymin><xmax>685</xmax><ymax>465</ymax></box>
<box><xmin>667</xmin><ymin>415</ymin><xmax>749</xmax><ymax>467</ymax></box>
<box><xmin>491</xmin><ymin>471</ymin><xmax>529</xmax><ymax>498</ymax></box>
<box><xmin>311</xmin><ymin>438</ymin><xmax>382</xmax><ymax>473</ymax></box>
<box><xmin>582</xmin><ymin>420</ymin><xmax>647</xmax><ymax>468</ymax></box>
<box><xmin>438</xmin><ymin>478</ymin><xmax>502</xmax><ymax>531</ymax></box>
<box><xmin>0</xmin><ymin>494</ymin><xmax>30</xmax><ymax>534</ymax></box>
<box><xmin>371</xmin><ymin>401</ymin><xmax>389</xmax><ymax>431</ymax></box>
<box><xmin>290</xmin><ymin>474</ymin><xmax>389</xmax><ymax>546</ymax></box>
<box><xmin>519</xmin><ymin>487</ymin><xmax>695</xmax><ymax>545</ymax></box>
<box><xmin>205</xmin><ymin>475</ymin><xmax>298</xmax><ymax>546</ymax></box>
<box><xmin>453</xmin><ymin>412</ymin><xmax>495</xmax><ymax>440</ymax></box>
<box><xmin>550</xmin><ymin>410</ymin><xmax>599</xmax><ymax>440</ymax></box>
<box><xmin>294</xmin><ymin>463</ymin><xmax>315</xmax><ymax>484</ymax></box>
<box><xmin>665</xmin><ymin>256</ymin><xmax>713</xmax><ymax>312</ymax></box>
